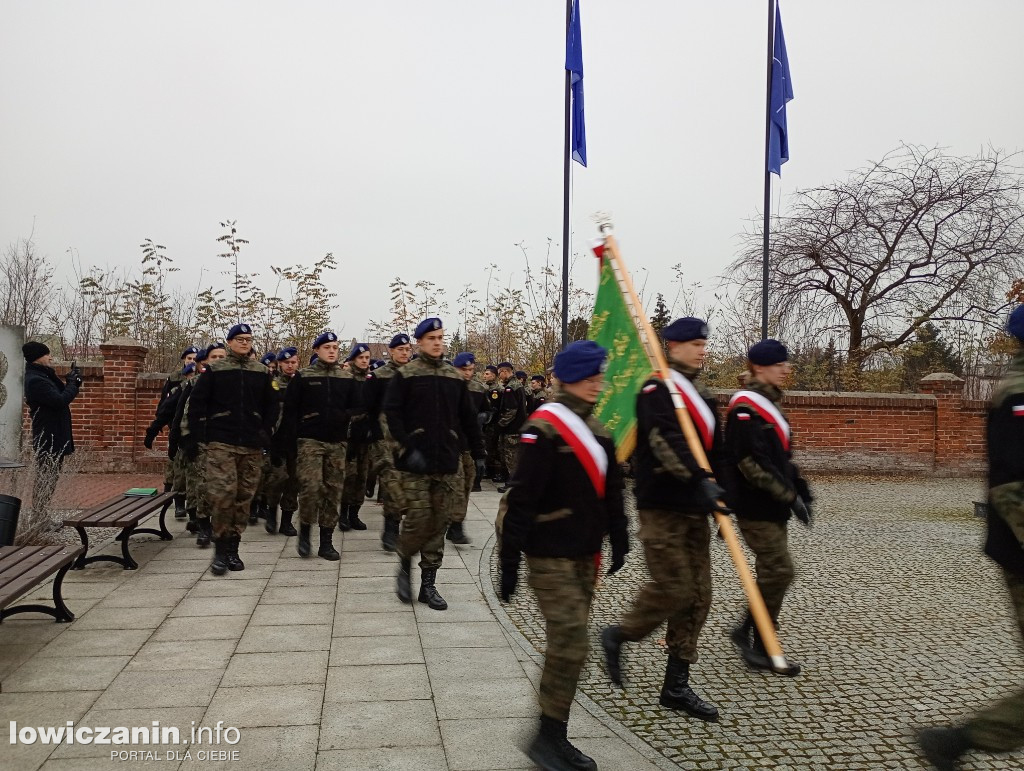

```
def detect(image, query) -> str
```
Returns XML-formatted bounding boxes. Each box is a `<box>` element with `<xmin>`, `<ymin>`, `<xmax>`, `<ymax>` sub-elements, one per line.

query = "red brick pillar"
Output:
<box><xmin>99</xmin><ymin>337</ymin><xmax>148</xmax><ymax>472</ymax></box>
<box><xmin>919</xmin><ymin>372</ymin><xmax>966</xmax><ymax>470</ymax></box>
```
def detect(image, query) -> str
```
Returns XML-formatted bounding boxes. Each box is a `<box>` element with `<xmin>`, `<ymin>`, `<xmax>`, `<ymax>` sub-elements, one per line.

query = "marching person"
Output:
<box><xmin>383</xmin><ymin>318</ymin><xmax>484</xmax><ymax>611</ymax></box>
<box><xmin>723</xmin><ymin>339</ymin><xmax>809</xmax><ymax>676</ymax></box>
<box><xmin>918</xmin><ymin>305</ymin><xmax>1024</xmax><ymax>769</ymax></box>
<box><xmin>600</xmin><ymin>318</ymin><xmax>726</xmax><ymax>721</ymax></box>
<box><xmin>262</xmin><ymin>347</ymin><xmax>301</xmax><ymax>537</ymax></box>
<box><xmin>368</xmin><ymin>333</ymin><xmax>413</xmax><ymax>551</ymax></box>
<box><xmin>499</xmin><ymin>340</ymin><xmax>628</xmax><ymax>771</ymax></box>
<box><xmin>23</xmin><ymin>341</ymin><xmax>81</xmax><ymax>522</ymax></box>
<box><xmin>276</xmin><ymin>332</ymin><xmax>358</xmax><ymax>560</ymax></box>
<box><xmin>496</xmin><ymin>361</ymin><xmax>528</xmax><ymax>492</ymax></box>
<box><xmin>448</xmin><ymin>352</ymin><xmax>488</xmax><ymax>545</ymax></box>
<box><xmin>158</xmin><ymin>345</ymin><xmax>200</xmax><ymax>492</ymax></box>
<box><xmin>145</xmin><ymin>363</ymin><xmax>197</xmax><ymax>521</ymax></box>
<box><xmin>187</xmin><ymin>325</ymin><xmax>276</xmax><ymax>575</ymax></box>
<box><xmin>339</xmin><ymin>343</ymin><xmax>373</xmax><ymax>532</ymax></box>
<box><xmin>482</xmin><ymin>365</ymin><xmax>503</xmax><ymax>482</ymax></box>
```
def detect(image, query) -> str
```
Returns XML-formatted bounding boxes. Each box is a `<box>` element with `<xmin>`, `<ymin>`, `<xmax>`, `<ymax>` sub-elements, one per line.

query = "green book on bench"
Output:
<box><xmin>124</xmin><ymin>488</ymin><xmax>159</xmax><ymax>497</ymax></box>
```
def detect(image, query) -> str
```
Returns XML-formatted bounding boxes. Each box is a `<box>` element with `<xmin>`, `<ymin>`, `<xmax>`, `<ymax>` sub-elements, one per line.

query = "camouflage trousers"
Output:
<box><xmin>184</xmin><ymin>446</ymin><xmax>207</xmax><ymax>519</ymax></box>
<box><xmin>501</xmin><ymin>434</ymin><xmax>520</xmax><ymax>478</ymax></box>
<box><xmin>736</xmin><ymin>518</ymin><xmax>795</xmax><ymax>623</ymax></box>
<box><xmin>527</xmin><ymin>555</ymin><xmax>596</xmax><ymax>722</ymax></box>
<box><xmin>204</xmin><ymin>442</ymin><xmax>264</xmax><ymax>540</ymax></box>
<box><xmin>342</xmin><ymin>442</ymin><xmax>370</xmax><ymax>507</ymax></box>
<box><xmin>170</xmin><ymin>450</ymin><xmax>188</xmax><ymax>495</ymax></box>
<box><xmin>296</xmin><ymin>439</ymin><xmax>347</xmax><ymax>528</ymax></box>
<box><xmin>450</xmin><ymin>451</ymin><xmax>475</xmax><ymax>525</ymax></box>
<box><xmin>966</xmin><ymin>568</ymin><xmax>1024</xmax><ymax>752</ymax></box>
<box><xmin>262</xmin><ymin>454</ymin><xmax>299</xmax><ymax>512</ymax></box>
<box><xmin>397</xmin><ymin>472</ymin><xmax>458</xmax><ymax>570</ymax></box>
<box><xmin>369</xmin><ymin>440</ymin><xmax>405</xmax><ymax>523</ymax></box>
<box><xmin>620</xmin><ymin>509</ymin><xmax>712</xmax><ymax>663</ymax></box>
<box><xmin>163</xmin><ymin>457</ymin><xmax>175</xmax><ymax>489</ymax></box>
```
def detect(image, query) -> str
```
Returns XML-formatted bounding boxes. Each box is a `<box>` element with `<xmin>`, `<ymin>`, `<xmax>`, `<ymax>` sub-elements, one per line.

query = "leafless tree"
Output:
<box><xmin>0</xmin><ymin>235</ymin><xmax>56</xmax><ymax>337</ymax></box>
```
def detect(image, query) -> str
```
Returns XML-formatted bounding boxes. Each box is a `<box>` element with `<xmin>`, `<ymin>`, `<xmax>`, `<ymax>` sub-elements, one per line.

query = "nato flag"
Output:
<box><xmin>768</xmin><ymin>3</ymin><xmax>794</xmax><ymax>175</ymax></box>
<box><xmin>566</xmin><ymin>0</ymin><xmax>587</xmax><ymax>167</ymax></box>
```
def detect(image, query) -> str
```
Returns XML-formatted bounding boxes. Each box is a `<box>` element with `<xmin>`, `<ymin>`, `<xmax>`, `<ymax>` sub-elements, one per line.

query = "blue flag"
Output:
<box><xmin>566</xmin><ymin>0</ymin><xmax>586</xmax><ymax>167</ymax></box>
<box><xmin>768</xmin><ymin>3</ymin><xmax>793</xmax><ymax>175</ymax></box>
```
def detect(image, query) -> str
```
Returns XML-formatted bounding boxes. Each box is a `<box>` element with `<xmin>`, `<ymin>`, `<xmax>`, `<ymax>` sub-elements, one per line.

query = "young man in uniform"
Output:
<box><xmin>145</xmin><ymin>363</ymin><xmax>197</xmax><ymax>520</ymax></box>
<box><xmin>158</xmin><ymin>346</ymin><xmax>200</xmax><ymax>492</ymax></box>
<box><xmin>724</xmin><ymin>339</ymin><xmax>810</xmax><ymax>676</ymax></box>
<box><xmin>918</xmin><ymin>305</ymin><xmax>1024</xmax><ymax>769</ymax></box>
<box><xmin>368</xmin><ymin>334</ymin><xmax>413</xmax><ymax>551</ymax></box>
<box><xmin>277</xmin><ymin>332</ymin><xmax>358</xmax><ymax>560</ymax></box>
<box><xmin>448</xmin><ymin>352</ymin><xmax>488</xmax><ymax>545</ymax></box>
<box><xmin>187</xmin><ymin>325</ymin><xmax>276</xmax><ymax>575</ymax></box>
<box><xmin>601</xmin><ymin>318</ymin><xmax>727</xmax><ymax>721</ymax></box>
<box><xmin>339</xmin><ymin>343</ymin><xmax>373</xmax><ymax>532</ymax></box>
<box><xmin>527</xmin><ymin>374</ymin><xmax>549</xmax><ymax>414</ymax></box>
<box><xmin>383</xmin><ymin>318</ymin><xmax>484</xmax><ymax>610</ymax></box>
<box><xmin>496</xmin><ymin>361</ymin><xmax>527</xmax><ymax>493</ymax></box>
<box><xmin>262</xmin><ymin>347</ymin><xmax>301</xmax><ymax>536</ymax></box>
<box><xmin>481</xmin><ymin>365</ymin><xmax>503</xmax><ymax>482</ymax></box>
<box><xmin>499</xmin><ymin>340</ymin><xmax>628</xmax><ymax>771</ymax></box>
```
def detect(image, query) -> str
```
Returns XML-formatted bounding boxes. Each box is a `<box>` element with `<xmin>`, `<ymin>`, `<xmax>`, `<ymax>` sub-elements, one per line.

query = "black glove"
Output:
<box><xmin>791</xmin><ymin>496</ymin><xmax>813</xmax><ymax>527</ymax></box>
<box><xmin>143</xmin><ymin>427</ymin><xmax>158</xmax><ymax>450</ymax></box>
<box><xmin>499</xmin><ymin>556</ymin><xmax>520</xmax><ymax>602</ymax></box>
<box><xmin>404</xmin><ymin>448</ymin><xmax>428</xmax><ymax>474</ymax></box>
<box><xmin>68</xmin><ymin>368</ymin><xmax>83</xmax><ymax>386</ymax></box>
<box><xmin>693</xmin><ymin>478</ymin><xmax>727</xmax><ymax>514</ymax></box>
<box><xmin>794</xmin><ymin>476</ymin><xmax>814</xmax><ymax>504</ymax></box>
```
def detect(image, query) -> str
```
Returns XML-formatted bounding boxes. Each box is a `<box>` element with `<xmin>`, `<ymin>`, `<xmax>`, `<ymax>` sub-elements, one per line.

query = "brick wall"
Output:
<box><xmin>21</xmin><ymin>339</ymin><xmax>989</xmax><ymax>476</ymax></box>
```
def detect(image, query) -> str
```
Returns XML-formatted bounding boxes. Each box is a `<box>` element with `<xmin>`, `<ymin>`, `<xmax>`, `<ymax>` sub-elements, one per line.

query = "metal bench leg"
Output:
<box><xmin>120</xmin><ymin>528</ymin><xmax>140</xmax><ymax>570</ymax></box>
<box><xmin>73</xmin><ymin>527</ymin><xmax>89</xmax><ymax>569</ymax></box>
<box><xmin>51</xmin><ymin>563</ymin><xmax>75</xmax><ymax>622</ymax></box>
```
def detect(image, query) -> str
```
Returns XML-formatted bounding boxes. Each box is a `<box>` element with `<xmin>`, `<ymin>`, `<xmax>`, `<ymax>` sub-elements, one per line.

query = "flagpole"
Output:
<box><xmin>761</xmin><ymin>0</ymin><xmax>776</xmax><ymax>341</ymax></box>
<box><xmin>598</xmin><ymin>220</ymin><xmax>794</xmax><ymax>674</ymax></box>
<box><xmin>561</xmin><ymin>0</ymin><xmax>573</xmax><ymax>349</ymax></box>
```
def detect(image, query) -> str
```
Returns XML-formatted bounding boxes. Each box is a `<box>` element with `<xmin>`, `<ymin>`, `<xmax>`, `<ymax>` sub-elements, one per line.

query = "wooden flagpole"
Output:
<box><xmin>597</xmin><ymin>219</ymin><xmax>792</xmax><ymax>672</ymax></box>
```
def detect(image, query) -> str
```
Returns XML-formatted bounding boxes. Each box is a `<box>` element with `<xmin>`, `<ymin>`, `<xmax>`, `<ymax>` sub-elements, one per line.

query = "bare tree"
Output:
<box><xmin>729</xmin><ymin>144</ymin><xmax>1024</xmax><ymax>381</ymax></box>
<box><xmin>0</xmin><ymin>235</ymin><xmax>56</xmax><ymax>337</ymax></box>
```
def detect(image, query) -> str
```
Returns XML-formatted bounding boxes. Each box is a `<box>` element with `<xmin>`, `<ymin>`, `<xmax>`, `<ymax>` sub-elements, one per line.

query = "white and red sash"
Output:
<box><xmin>728</xmin><ymin>389</ymin><xmax>791</xmax><ymax>451</ymax></box>
<box><xmin>667</xmin><ymin>371</ymin><xmax>716</xmax><ymax>451</ymax></box>
<box><xmin>526</xmin><ymin>402</ymin><xmax>608</xmax><ymax>498</ymax></box>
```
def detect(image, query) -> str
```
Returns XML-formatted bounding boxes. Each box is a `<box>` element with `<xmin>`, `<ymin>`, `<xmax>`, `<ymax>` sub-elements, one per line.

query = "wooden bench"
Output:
<box><xmin>63</xmin><ymin>492</ymin><xmax>175</xmax><ymax>570</ymax></box>
<box><xmin>0</xmin><ymin>545</ymin><xmax>85</xmax><ymax>623</ymax></box>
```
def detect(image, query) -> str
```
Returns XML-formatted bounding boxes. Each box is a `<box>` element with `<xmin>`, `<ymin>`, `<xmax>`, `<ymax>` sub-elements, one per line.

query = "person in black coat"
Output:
<box><xmin>23</xmin><ymin>341</ymin><xmax>81</xmax><ymax>519</ymax></box>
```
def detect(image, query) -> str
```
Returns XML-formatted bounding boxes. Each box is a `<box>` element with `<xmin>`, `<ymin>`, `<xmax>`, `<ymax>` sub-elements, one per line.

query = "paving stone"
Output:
<box><xmin>220</xmin><ymin>650</ymin><xmax>329</xmax><ymax>687</ymax></box>
<box><xmin>438</xmin><ymin>716</ymin><xmax>535</xmax><ymax>770</ymax></box>
<box><xmin>169</xmin><ymin>595</ymin><xmax>260</xmax><ymax>617</ymax></box>
<box><xmin>314</xmin><ymin>745</ymin><xmax>448</xmax><ymax>771</ymax></box>
<box><xmin>151</xmin><ymin>614</ymin><xmax>248</xmax><ymax>641</ymax></box>
<box><xmin>331</xmin><ymin>611</ymin><xmax>418</xmax><ymax>637</ymax></box>
<box><xmin>204</xmin><ymin>683</ymin><xmax>325</xmax><ymax>727</ymax></box>
<box><xmin>319</xmin><ymin>699</ymin><xmax>441</xmax><ymax>750</ymax></box>
<box><xmin>93</xmin><ymin>669</ymin><xmax>220</xmax><ymax>709</ymax></box>
<box><xmin>36</xmin><ymin>629</ymin><xmax>152</xmax><ymax>658</ymax></box>
<box><xmin>180</xmin><ymin>724</ymin><xmax>318</xmax><ymax>770</ymax></box>
<box><xmin>127</xmin><ymin>638</ymin><xmax>238</xmax><ymax>671</ymax></box>
<box><xmin>4</xmin><ymin>654</ymin><xmax>130</xmax><ymax>692</ymax></box>
<box><xmin>249</xmin><ymin>602</ymin><xmax>333</xmax><ymax>626</ymax></box>
<box><xmin>236</xmin><ymin>623</ymin><xmax>332</xmax><ymax>653</ymax></box>
<box><xmin>328</xmin><ymin>634</ymin><xmax>423</xmax><ymax>666</ymax></box>
<box><xmin>325</xmin><ymin>663</ymin><xmax>431</xmax><ymax>702</ymax></box>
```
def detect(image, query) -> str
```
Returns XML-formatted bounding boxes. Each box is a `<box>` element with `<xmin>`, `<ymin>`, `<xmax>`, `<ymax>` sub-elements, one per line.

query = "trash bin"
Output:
<box><xmin>0</xmin><ymin>494</ymin><xmax>21</xmax><ymax>546</ymax></box>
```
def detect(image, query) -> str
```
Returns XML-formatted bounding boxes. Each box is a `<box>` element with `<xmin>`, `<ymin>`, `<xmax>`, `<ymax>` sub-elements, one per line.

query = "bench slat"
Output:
<box><xmin>0</xmin><ymin>545</ymin><xmax>84</xmax><ymax>609</ymax></box>
<box><xmin>64</xmin><ymin>493</ymin><xmax>174</xmax><ymax>527</ymax></box>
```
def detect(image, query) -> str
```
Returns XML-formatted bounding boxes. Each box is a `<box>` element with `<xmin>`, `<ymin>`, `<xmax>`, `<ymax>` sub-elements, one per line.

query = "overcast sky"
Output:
<box><xmin>2</xmin><ymin>1</ymin><xmax>1022</xmax><ymax>341</ymax></box>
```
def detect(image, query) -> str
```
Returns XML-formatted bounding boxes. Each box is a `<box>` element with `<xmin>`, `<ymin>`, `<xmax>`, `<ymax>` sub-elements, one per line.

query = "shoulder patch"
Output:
<box><xmin>520</xmin><ymin>433</ymin><xmax>538</xmax><ymax>444</ymax></box>
<box><xmin>642</xmin><ymin>384</ymin><xmax>658</xmax><ymax>394</ymax></box>
<box><xmin>737</xmin><ymin>413</ymin><xmax>751</xmax><ymax>420</ymax></box>
<box><xmin>1013</xmin><ymin>405</ymin><xmax>1024</xmax><ymax>416</ymax></box>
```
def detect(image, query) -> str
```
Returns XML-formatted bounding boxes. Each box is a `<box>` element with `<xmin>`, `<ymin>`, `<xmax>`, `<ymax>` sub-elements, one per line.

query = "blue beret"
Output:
<box><xmin>370</xmin><ymin>359</ymin><xmax>386</xmax><ymax>371</ymax></box>
<box><xmin>226</xmin><ymin>323</ymin><xmax>252</xmax><ymax>340</ymax></box>
<box><xmin>346</xmin><ymin>343</ymin><xmax>370</xmax><ymax>362</ymax></box>
<box><xmin>554</xmin><ymin>341</ymin><xmax>608</xmax><ymax>384</ymax></box>
<box><xmin>662</xmin><ymin>317</ymin><xmax>709</xmax><ymax>343</ymax></box>
<box><xmin>485</xmin><ymin>365</ymin><xmax>498</xmax><ymax>374</ymax></box>
<box><xmin>515</xmin><ymin>370</ymin><xmax>527</xmax><ymax>380</ymax></box>
<box><xmin>182</xmin><ymin>363</ymin><xmax>197</xmax><ymax>375</ymax></box>
<box><xmin>310</xmin><ymin>354</ymin><xmax>319</xmax><ymax>365</ymax></box>
<box><xmin>413</xmin><ymin>317</ymin><xmax>443</xmax><ymax>339</ymax></box>
<box><xmin>180</xmin><ymin>345</ymin><xmax>200</xmax><ymax>360</ymax></box>
<box><xmin>1008</xmin><ymin>305</ymin><xmax>1024</xmax><ymax>342</ymax></box>
<box><xmin>312</xmin><ymin>331</ymin><xmax>338</xmax><ymax>349</ymax></box>
<box><xmin>194</xmin><ymin>349</ymin><xmax>208</xmax><ymax>363</ymax></box>
<box><xmin>206</xmin><ymin>342</ymin><xmax>225</xmax><ymax>353</ymax></box>
<box><xmin>497</xmin><ymin>361</ymin><xmax>514</xmax><ymax>370</ymax></box>
<box><xmin>531</xmin><ymin>374</ymin><xmax>545</xmax><ymax>383</ymax></box>
<box><xmin>748</xmin><ymin>339</ymin><xmax>789</xmax><ymax>366</ymax></box>
<box><xmin>259</xmin><ymin>352</ymin><xmax>276</xmax><ymax>366</ymax></box>
<box><xmin>388</xmin><ymin>334</ymin><xmax>411</xmax><ymax>348</ymax></box>
<box><xmin>277</xmin><ymin>347</ymin><xmax>298</xmax><ymax>361</ymax></box>
<box><xmin>453</xmin><ymin>352</ymin><xmax>475</xmax><ymax>368</ymax></box>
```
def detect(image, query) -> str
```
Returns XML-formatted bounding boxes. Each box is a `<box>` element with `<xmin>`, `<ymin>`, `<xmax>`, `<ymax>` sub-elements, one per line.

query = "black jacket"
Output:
<box><xmin>496</xmin><ymin>377</ymin><xmax>527</xmax><ymax>435</ymax></box>
<box><xmin>984</xmin><ymin>352</ymin><xmax>1024</xmax><ymax>576</ymax></box>
<box><xmin>723</xmin><ymin>379</ymin><xmax>809</xmax><ymax>522</ymax></box>
<box><xmin>501</xmin><ymin>392</ymin><xmax>628</xmax><ymax>560</ymax></box>
<box><xmin>633</xmin><ymin>365</ymin><xmax>727</xmax><ymax>513</ymax></box>
<box><xmin>277</xmin><ymin>361</ymin><xmax>359</xmax><ymax>449</ymax></box>
<box><xmin>24</xmin><ymin>363</ymin><xmax>80</xmax><ymax>458</ymax></box>
<box><xmin>382</xmin><ymin>353</ymin><xmax>484</xmax><ymax>474</ymax></box>
<box><xmin>367</xmin><ymin>361</ymin><xmax>401</xmax><ymax>442</ymax></box>
<box><xmin>149</xmin><ymin>381</ymin><xmax>188</xmax><ymax>458</ymax></box>
<box><xmin>187</xmin><ymin>351</ymin><xmax>276</xmax><ymax>450</ymax></box>
<box><xmin>347</xmin><ymin>366</ymin><xmax>373</xmax><ymax>446</ymax></box>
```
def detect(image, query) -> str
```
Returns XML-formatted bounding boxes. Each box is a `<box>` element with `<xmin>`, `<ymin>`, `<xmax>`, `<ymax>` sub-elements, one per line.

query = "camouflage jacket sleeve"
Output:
<box><xmin>728</xmin><ymin>407</ymin><xmax>796</xmax><ymax>505</ymax></box>
<box><xmin>638</xmin><ymin>380</ymin><xmax>707</xmax><ymax>483</ymax></box>
<box><xmin>497</xmin><ymin>384</ymin><xmax>520</xmax><ymax>428</ymax></box>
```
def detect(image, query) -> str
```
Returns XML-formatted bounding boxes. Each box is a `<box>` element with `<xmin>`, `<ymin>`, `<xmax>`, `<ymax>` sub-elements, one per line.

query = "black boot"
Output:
<box><xmin>264</xmin><ymin>505</ymin><xmax>278</xmax><ymax>534</ymax></box>
<box><xmin>248</xmin><ymin>499</ymin><xmax>259</xmax><ymax>525</ymax></box>
<box><xmin>526</xmin><ymin>715</ymin><xmax>597</xmax><ymax>771</ymax></box>
<box><xmin>318</xmin><ymin>527</ymin><xmax>340</xmax><ymax>561</ymax></box>
<box><xmin>278</xmin><ymin>510</ymin><xmax>297</xmax><ymax>537</ymax></box>
<box><xmin>196</xmin><ymin>518</ymin><xmax>212</xmax><ymax>548</ymax></box>
<box><xmin>446</xmin><ymin>521</ymin><xmax>471</xmax><ymax>545</ymax></box>
<box><xmin>417</xmin><ymin>567</ymin><xmax>447</xmax><ymax>611</ymax></box>
<box><xmin>163</xmin><ymin>482</ymin><xmax>172</xmax><ymax>492</ymax></box>
<box><xmin>210</xmin><ymin>538</ymin><xmax>229</xmax><ymax>576</ymax></box>
<box><xmin>381</xmin><ymin>518</ymin><xmax>399</xmax><ymax>552</ymax></box>
<box><xmin>600</xmin><ymin>626</ymin><xmax>625</xmax><ymax>687</ymax></box>
<box><xmin>337</xmin><ymin>503</ymin><xmax>351</xmax><ymax>532</ymax></box>
<box><xmin>297</xmin><ymin>523</ymin><xmax>312</xmax><ymax>557</ymax></box>
<box><xmin>185</xmin><ymin>508</ymin><xmax>198</xmax><ymax>534</ymax></box>
<box><xmin>348</xmin><ymin>505</ymin><xmax>367</xmax><ymax>531</ymax></box>
<box><xmin>730</xmin><ymin>613</ymin><xmax>754</xmax><ymax>651</ymax></box>
<box><xmin>225</xmin><ymin>535</ymin><xmax>245</xmax><ymax>571</ymax></box>
<box><xmin>659</xmin><ymin>655</ymin><xmax>718</xmax><ymax>721</ymax></box>
<box><xmin>918</xmin><ymin>726</ymin><xmax>971</xmax><ymax>771</ymax></box>
<box><xmin>738</xmin><ymin>625</ymin><xmax>802</xmax><ymax>676</ymax></box>
<box><xmin>396</xmin><ymin>556</ymin><xmax>412</xmax><ymax>604</ymax></box>
<box><xmin>173</xmin><ymin>494</ymin><xmax>187</xmax><ymax>519</ymax></box>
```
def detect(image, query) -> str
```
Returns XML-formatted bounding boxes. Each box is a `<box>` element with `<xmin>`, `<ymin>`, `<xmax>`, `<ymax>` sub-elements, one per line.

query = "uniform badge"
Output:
<box><xmin>520</xmin><ymin>433</ymin><xmax>538</xmax><ymax>444</ymax></box>
<box><xmin>1014</xmin><ymin>405</ymin><xmax>1024</xmax><ymax>416</ymax></box>
<box><xmin>491</xmin><ymin>392</ymin><xmax>499</xmax><ymax>399</ymax></box>
<box><xmin>737</xmin><ymin>413</ymin><xmax>751</xmax><ymax>420</ymax></box>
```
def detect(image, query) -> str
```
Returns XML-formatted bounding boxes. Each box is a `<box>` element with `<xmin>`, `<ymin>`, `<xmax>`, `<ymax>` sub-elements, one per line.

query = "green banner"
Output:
<box><xmin>590</xmin><ymin>255</ymin><xmax>655</xmax><ymax>460</ymax></box>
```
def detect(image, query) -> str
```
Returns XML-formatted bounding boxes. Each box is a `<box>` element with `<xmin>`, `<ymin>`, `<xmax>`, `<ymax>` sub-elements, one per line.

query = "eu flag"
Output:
<box><xmin>768</xmin><ymin>3</ymin><xmax>793</xmax><ymax>175</ymax></box>
<box><xmin>566</xmin><ymin>0</ymin><xmax>586</xmax><ymax>167</ymax></box>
